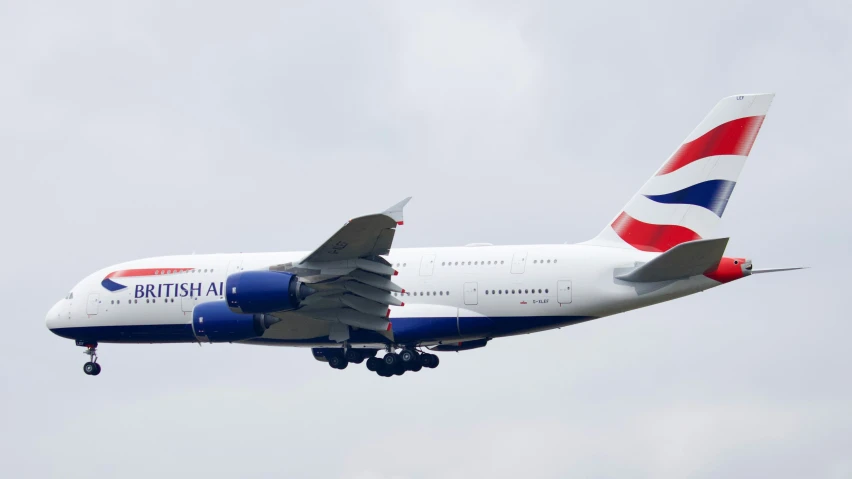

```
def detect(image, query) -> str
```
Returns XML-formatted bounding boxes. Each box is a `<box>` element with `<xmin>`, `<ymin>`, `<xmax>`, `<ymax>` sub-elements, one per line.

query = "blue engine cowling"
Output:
<box><xmin>225</xmin><ymin>271</ymin><xmax>314</xmax><ymax>314</ymax></box>
<box><xmin>192</xmin><ymin>300</ymin><xmax>281</xmax><ymax>343</ymax></box>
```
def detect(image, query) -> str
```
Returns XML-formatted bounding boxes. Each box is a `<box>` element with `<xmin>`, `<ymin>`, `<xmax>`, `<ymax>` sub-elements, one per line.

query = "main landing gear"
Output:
<box><xmin>366</xmin><ymin>348</ymin><xmax>439</xmax><ymax>378</ymax></box>
<box><xmin>326</xmin><ymin>348</ymin><xmax>368</xmax><ymax>370</ymax></box>
<box><xmin>79</xmin><ymin>341</ymin><xmax>101</xmax><ymax>376</ymax></box>
<box><xmin>315</xmin><ymin>346</ymin><xmax>440</xmax><ymax>377</ymax></box>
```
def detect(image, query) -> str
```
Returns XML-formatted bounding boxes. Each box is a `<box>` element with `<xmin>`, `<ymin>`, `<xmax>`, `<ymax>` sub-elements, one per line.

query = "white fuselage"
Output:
<box><xmin>46</xmin><ymin>243</ymin><xmax>723</xmax><ymax>348</ymax></box>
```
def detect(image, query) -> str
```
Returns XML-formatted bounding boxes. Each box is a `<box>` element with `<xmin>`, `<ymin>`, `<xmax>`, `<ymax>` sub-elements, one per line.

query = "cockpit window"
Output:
<box><xmin>66</xmin><ymin>292</ymin><xmax>73</xmax><ymax>300</ymax></box>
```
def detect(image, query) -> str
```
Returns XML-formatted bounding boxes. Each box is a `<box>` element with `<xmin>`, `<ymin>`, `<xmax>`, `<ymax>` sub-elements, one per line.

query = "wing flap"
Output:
<box><xmin>311</xmin><ymin>308</ymin><xmax>391</xmax><ymax>332</ymax></box>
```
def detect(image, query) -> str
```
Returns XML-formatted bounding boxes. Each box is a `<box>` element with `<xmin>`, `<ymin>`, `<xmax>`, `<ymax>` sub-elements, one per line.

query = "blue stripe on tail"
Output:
<box><xmin>644</xmin><ymin>179</ymin><xmax>736</xmax><ymax>217</ymax></box>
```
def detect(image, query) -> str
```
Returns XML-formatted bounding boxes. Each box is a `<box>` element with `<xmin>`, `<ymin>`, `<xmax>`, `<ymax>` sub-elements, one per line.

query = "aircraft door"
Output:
<box><xmin>420</xmin><ymin>254</ymin><xmax>436</xmax><ymax>276</ymax></box>
<box><xmin>86</xmin><ymin>293</ymin><xmax>99</xmax><ymax>315</ymax></box>
<box><xmin>511</xmin><ymin>252</ymin><xmax>527</xmax><ymax>274</ymax></box>
<box><xmin>464</xmin><ymin>282</ymin><xmax>478</xmax><ymax>305</ymax></box>
<box><xmin>181</xmin><ymin>295</ymin><xmax>195</xmax><ymax>313</ymax></box>
<box><xmin>557</xmin><ymin>280</ymin><xmax>573</xmax><ymax>304</ymax></box>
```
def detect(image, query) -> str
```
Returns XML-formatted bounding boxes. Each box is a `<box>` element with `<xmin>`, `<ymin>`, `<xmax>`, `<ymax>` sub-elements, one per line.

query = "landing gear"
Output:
<box><xmin>80</xmin><ymin>342</ymin><xmax>101</xmax><ymax>376</ymax></box>
<box><xmin>400</xmin><ymin>349</ymin><xmax>425</xmax><ymax>372</ymax></box>
<box><xmin>370</xmin><ymin>348</ymin><xmax>440</xmax><ymax>377</ymax></box>
<box><xmin>423</xmin><ymin>353</ymin><xmax>439</xmax><ymax>369</ymax></box>
<box><xmin>366</xmin><ymin>357</ymin><xmax>382</xmax><ymax>371</ymax></box>
<box><xmin>83</xmin><ymin>362</ymin><xmax>101</xmax><ymax>375</ymax></box>
<box><xmin>328</xmin><ymin>355</ymin><xmax>349</xmax><ymax>370</ymax></box>
<box><xmin>345</xmin><ymin>349</ymin><xmax>365</xmax><ymax>364</ymax></box>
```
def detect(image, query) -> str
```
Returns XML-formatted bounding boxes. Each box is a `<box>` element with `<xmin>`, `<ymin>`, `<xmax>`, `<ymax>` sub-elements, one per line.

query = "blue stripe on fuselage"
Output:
<box><xmin>48</xmin><ymin>315</ymin><xmax>597</xmax><ymax>345</ymax></box>
<box><xmin>49</xmin><ymin>324</ymin><xmax>196</xmax><ymax>343</ymax></box>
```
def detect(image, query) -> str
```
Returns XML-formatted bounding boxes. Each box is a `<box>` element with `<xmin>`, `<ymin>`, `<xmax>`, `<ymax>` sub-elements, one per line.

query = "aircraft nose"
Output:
<box><xmin>45</xmin><ymin>300</ymin><xmax>64</xmax><ymax>331</ymax></box>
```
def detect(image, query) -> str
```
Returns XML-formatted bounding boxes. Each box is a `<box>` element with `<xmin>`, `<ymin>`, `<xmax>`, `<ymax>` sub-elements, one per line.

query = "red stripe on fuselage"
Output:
<box><xmin>611</xmin><ymin>212</ymin><xmax>701</xmax><ymax>252</ymax></box>
<box><xmin>657</xmin><ymin>116</ymin><xmax>765</xmax><ymax>176</ymax></box>
<box><xmin>105</xmin><ymin>268</ymin><xmax>194</xmax><ymax>279</ymax></box>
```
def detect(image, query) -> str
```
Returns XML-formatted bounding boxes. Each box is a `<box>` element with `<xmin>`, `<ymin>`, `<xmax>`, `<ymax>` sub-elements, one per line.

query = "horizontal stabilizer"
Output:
<box><xmin>617</xmin><ymin>238</ymin><xmax>729</xmax><ymax>283</ymax></box>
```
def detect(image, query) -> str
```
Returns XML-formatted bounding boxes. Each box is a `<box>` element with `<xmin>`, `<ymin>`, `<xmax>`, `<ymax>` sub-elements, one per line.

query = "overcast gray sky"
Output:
<box><xmin>1</xmin><ymin>1</ymin><xmax>850</xmax><ymax>477</ymax></box>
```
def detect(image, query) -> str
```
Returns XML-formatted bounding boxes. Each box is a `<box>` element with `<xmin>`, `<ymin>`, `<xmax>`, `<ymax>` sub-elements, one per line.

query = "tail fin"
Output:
<box><xmin>588</xmin><ymin>93</ymin><xmax>774</xmax><ymax>252</ymax></box>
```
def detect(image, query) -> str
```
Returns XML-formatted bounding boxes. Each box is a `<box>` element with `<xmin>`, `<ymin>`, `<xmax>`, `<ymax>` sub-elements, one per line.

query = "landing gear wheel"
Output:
<box><xmin>399</xmin><ymin>349</ymin><xmax>417</xmax><ymax>364</ymax></box>
<box><xmin>366</xmin><ymin>357</ymin><xmax>381</xmax><ymax>372</ymax></box>
<box><xmin>328</xmin><ymin>356</ymin><xmax>348</xmax><ymax>370</ymax></box>
<box><xmin>81</xmin><ymin>342</ymin><xmax>100</xmax><ymax>376</ymax></box>
<box><xmin>345</xmin><ymin>349</ymin><xmax>364</xmax><ymax>364</ymax></box>
<box><xmin>419</xmin><ymin>353</ymin><xmax>432</xmax><ymax>367</ymax></box>
<box><xmin>383</xmin><ymin>353</ymin><xmax>400</xmax><ymax>368</ymax></box>
<box><xmin>424</xmin><ymin>353</ymin><xmax>439</xmax><ymax>369</ymax></box>
<box><xmin>393</xmin><ymin>364</ymin><xmax>405</xmax><ymax>376</ymax></box>
<box><xmin>409</xmin><ymin>362</ymin><xmax>423</xmax><ymax>372</ymax></box>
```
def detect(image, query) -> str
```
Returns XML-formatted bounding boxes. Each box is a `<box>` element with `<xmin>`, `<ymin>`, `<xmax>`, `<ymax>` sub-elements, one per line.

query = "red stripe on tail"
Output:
<box><xmin>611</xmin><ymin>212</ymin><xmax>701</xmax><ymax>252</ymax></box>
<box><xmin>657</xmin><ymin>116</ymin><xmax>765</xmax><ymax>176</ymax></box>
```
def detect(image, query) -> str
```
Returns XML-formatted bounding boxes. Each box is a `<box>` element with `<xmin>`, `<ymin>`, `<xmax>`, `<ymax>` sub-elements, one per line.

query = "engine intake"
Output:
<box><xmin>225</xmin><ymin>271</ymin><xmax>315</xmax><ymax>314</ymax></box>
<box><xmin>192</xmin><ymin>301</ymin><xmax>281</xmax><ymax>343</ymax></box>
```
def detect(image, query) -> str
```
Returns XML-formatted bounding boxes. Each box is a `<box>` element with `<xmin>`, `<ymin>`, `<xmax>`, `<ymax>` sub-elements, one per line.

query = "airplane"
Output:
<box><xmin>46</xmin><ymin>93</ymin><xmax>804</xmax><ymax>377</ymax></box>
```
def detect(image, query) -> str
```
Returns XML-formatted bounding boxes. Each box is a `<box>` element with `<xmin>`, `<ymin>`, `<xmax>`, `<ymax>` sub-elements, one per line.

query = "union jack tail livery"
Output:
<box><xmin>589</xmin><ymin>93</ymin><xmax>774</xmax><ymax>252</ymax></box>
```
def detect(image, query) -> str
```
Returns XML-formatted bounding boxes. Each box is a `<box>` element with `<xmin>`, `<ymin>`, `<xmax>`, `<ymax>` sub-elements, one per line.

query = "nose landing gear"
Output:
<box><xmin>79</xmin><ymin>342</ymin><xmax>101</xmax><ymax>376</ymax></box>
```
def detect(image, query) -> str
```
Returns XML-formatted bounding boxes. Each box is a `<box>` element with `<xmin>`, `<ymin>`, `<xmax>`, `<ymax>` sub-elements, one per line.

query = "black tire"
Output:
<box><xmin>328</xmin><ymin>356</ymin><xmax>347</xmax><ymax>369</ymax></box>
<box><xmin>377</xmin><ymin>365</ymin><xmax>392</xmax><ymax>377</ymax></box>
<box><xmin>366</xmin><ymin>357</ymin><xmax>381</xmax><ymax>371</ymax></box>
<box><xmin>410</xmin><ymin>362</ymin><xmax>423</xmax><ymax>372</ymax></box>
<box><xmin>393</xmin><ymin>364</ymin><xmax>405</xmax><ymax>376</ymax></box>
<box><xmin>83</xmin><ymin>362</ymin><xmax>96</xmax><ymax>375</ymax></box>
<box><xmin>425</xmin><ymin>354</ymin><xmax>439</xmax><ymax>369</ymax></box>
<box><xmin>419</xmin><ymin>353</ymin><xmax>432</xmax><ymax>367</ymax></box>
<box><xmin>92</xmin><ymin>363</ymin><xmax>102</xmax><ymax>376</ymax></box>
<box><xmin>383</xmin><ymin>353</ymin><xmax>400</xmax><ymax>367</ymax></box>
<box><xmin>400</xmin><ymin>349</ymin><xmax>417</xmax><ymax>364</ymax></box>
<box><xmin>345</xmin><ymin>349</ymin><xmax>363</xmax><ymax>363</ymax></box>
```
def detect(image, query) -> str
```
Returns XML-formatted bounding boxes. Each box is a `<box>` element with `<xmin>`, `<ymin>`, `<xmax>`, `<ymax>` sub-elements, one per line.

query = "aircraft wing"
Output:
<box><xmin>269</xmin><ymin>198</ymin><xmax>411</xmax><ymax>341</ymax></box>
<box><xmin>302</xmin><ymin>197</ymin><xmax>411</xmax><ymax>263</ymax></box>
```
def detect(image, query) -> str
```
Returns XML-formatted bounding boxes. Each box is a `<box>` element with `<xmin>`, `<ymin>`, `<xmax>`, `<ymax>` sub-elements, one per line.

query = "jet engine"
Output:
<box><xmin>225</xmin><ymin>271</ymin><xmax>315</xmax><ymax>314</ymax></box>
<box><xmin>192</xmin><ymin>300</ymin><xmax>282</xmax><ymax>343</ymax></box>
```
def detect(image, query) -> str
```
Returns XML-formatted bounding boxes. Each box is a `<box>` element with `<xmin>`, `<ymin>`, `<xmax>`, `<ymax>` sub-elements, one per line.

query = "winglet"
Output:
<box><xmin>383</xmin><ymin>197</ymin><xmax>412</xmax><ymax>225</ymax></box>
